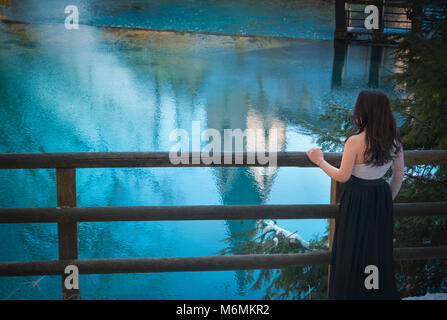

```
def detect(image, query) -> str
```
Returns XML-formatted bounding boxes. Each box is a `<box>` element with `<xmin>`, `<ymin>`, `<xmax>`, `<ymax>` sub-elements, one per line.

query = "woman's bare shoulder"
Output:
<box><xmin>345</xmin><ymin>133</ymin><xmax>365</xmax><ymax>146</ymax></box>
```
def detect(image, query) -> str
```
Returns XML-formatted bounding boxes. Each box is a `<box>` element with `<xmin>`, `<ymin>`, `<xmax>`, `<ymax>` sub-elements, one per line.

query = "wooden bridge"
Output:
<box><xmin>0</xmin><ymin>150</ymin><xmax>446</xmax><ymax>299</ymax></box>
<box><xmin>335</xmin><ymin>0</ymin><xmax>442</xmax><ymax>42</ymax></box>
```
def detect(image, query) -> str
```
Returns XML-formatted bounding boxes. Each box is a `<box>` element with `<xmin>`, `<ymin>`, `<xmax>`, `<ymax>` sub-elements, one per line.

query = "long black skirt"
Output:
<box><xmin>328</xmin><ymin>175</ymin><xmax>400</xmax><ymax>300</ymax></box>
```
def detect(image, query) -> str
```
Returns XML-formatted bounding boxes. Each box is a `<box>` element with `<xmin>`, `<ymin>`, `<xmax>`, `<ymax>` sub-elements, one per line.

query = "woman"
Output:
<box><xmin>306</xmin><ymin>89</ymin><xmax>404</xmax><ymax>300</ymax></box>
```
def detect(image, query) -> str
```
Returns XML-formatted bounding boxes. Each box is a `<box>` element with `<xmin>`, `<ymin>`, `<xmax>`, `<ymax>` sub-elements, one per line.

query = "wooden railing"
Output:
<box><xmin>0</xmin><ymin>150</ymin><xmax>446</xmax><ymax>300</ymax></box>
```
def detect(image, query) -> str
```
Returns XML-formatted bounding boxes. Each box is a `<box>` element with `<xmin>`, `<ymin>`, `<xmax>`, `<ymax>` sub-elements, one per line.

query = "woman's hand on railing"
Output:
<box><xmin>306</xmin><ymin>148</ymin><xmax>324</xmax><ymax>166</ymax></box>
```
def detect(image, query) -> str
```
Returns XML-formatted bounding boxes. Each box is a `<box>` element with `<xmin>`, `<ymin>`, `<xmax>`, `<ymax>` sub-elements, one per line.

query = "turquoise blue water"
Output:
<box><xmin>0</xmin><ymin>1</ymin><xmax>397</xmax><ymax>299</ymax></box>
<box><xmin>2</xmin><ymin>0</ymin><xmax>335</xmax><ymax>39</ymax></box>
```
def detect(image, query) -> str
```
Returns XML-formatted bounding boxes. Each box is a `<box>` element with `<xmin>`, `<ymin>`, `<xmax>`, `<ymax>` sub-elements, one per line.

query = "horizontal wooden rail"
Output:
<box><xmin>347</xmin><ymin>0</ymin><xmax>412</xmax><ymax>8</ymax></box>
<box><xmin>0</xmin><ymin>246</ymin><xmax>446</xmax><ymax>277</ymax></box>
<box><xmin>0</xmin><ymin>150</ymin><xmax>446</xmax><ymax>169</ymax></box>
<box><xmin>0</xmin><ymin>202</ymin><xmax>446</xmax><ymax>224</ymax></box>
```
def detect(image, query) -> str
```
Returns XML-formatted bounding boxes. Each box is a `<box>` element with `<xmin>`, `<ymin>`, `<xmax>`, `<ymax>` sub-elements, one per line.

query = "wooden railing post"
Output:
<box><xmin>372</xmin><ymin>0</ymin><xmax>385</xmax><ymax>42</ymax></box>
<box><xmin>411</xmin><ymin>0</ymin><xmax>423</xmax><ymax>33</ymax></box>
<box><xmin>334</xmin><ymin>0</ymin><xmax>347</xmax><ymax>40</ymax></box>
<box><xmin>328</xmin><ymin>179</ymin><xmax>340</xmax><ymax>248</ymax></box>
<box><xmin>328</xmin><ymin>178</ymin><xmax>344</xmax><ymax>295</ymax></box>
<box><xmin>56</xmin><ymin>168</ymin><xmax>79</xmax><ymax>300</ymax></box>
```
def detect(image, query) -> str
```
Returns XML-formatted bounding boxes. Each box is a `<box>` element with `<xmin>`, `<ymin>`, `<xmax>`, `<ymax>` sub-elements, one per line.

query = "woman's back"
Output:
<box><xmin>350</xmin><ymin>131</ymin><xmax>399</xmax><ymax>179</ymax></box>
<box><xmin>348</xmin><ymin>131</ymin><xmax>404</xmax><ymax>199</ymax></box>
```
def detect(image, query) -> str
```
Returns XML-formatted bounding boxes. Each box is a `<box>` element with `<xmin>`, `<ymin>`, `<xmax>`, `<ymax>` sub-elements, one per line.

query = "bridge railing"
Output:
<box><xmin>0</xmin><ymin>150</ymin><xmax>446</xmax><ymax>299</ymax></box>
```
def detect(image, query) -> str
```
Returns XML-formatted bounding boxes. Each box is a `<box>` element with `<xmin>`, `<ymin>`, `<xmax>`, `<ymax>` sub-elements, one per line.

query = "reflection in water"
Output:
<box><xmin>0</xmin><ymin>20</ymin><xmax>398</xmax><ymax>299</ymax></box>
<box><xmin>368</xmin><ymin>46</ymin><xmax>385</xmax><ymax>88</ymax></box>
<box><xmin>1</xmin><ymin>0</ymin><xmax>335</xmax><ymax>39</ymax></box>
<box><xmin>331</xmin><ymin>40</ymin><xmax>387</xmax><ymax>90</ymax></box>
<box><xmin>331</xmin><ymin>41</ymin><xmax>348</xmax><ymax>88</ymax></box>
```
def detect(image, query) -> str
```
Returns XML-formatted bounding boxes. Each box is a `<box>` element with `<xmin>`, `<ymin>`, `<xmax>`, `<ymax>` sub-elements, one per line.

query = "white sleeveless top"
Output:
<box><xmin>351</xmin><ymin>142</ymin><xmax>400</xmax><ymax>180</ymax></box>
<box><xmin>351</xmin><ymin>161</ymin><xmax>393</xmax><ymax>180</ymax></box>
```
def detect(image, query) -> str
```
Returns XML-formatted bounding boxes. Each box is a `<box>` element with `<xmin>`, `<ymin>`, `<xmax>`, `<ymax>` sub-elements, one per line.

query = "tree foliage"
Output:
<box><xmin>219</xmin><ymin>220</ymin><xmax>329</xmax><ymax>300</ymax></box>
<box><xmin>389</xmin><ymin>1</ymin><xmax>447</xmax><ymax>297</ymax></box>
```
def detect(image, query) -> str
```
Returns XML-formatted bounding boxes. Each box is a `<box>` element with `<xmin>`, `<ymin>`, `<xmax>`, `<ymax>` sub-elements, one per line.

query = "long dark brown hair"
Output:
<box><xmin>345</xmin><ymin>89</ymin><xmax>402</xmax><ymax>166</ymax></box>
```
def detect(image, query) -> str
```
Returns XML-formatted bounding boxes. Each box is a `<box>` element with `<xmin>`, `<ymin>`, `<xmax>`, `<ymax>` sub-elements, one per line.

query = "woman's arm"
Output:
<box><xmin>306</xmin><ymin>136</ymin><xmax>359</xmax><ymax>183</ymax></box>
<box><xmin>389</xmin><ymin>148</ymin><xmax>404</xmax><ymax>200</ymax></box>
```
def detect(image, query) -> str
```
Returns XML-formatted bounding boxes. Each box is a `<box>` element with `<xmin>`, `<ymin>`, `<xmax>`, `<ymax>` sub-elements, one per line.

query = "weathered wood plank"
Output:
<box><xmin>0</xmin><ymin>246</ymin><xmax>445</xmax><ymax>277</ymax></box>
<box><xmin>0</xmin><ymin>202</ymin><xmax>445</xmax><ymax>224</ymax></box>
<box><xmin>334</xmin><ymin>0</ymin><xmax>347</xmax><ymax>40</ymax></box>
<box><xmin>328</xmin><ymin>179</ymin><xmax>338</xmax><ymax>295</ymax></box>
<box><xmin>347</xmin><ymin>0</ymin><xmax>412</xmax><ymax>8</ymax></box>
<box><xmin>328</xmin><ymin>179</ymin><xmax>339</xmax><ymax>250</ymax></box>
<box><xmin>56</xmin><ymin>168</ymin><xmax>79</xmax><ymax>300</ymax></box>
<box><xmin>0</xmin><ymin>150</ymin><xmax>445</xmax><ymax>169</ymax></box>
